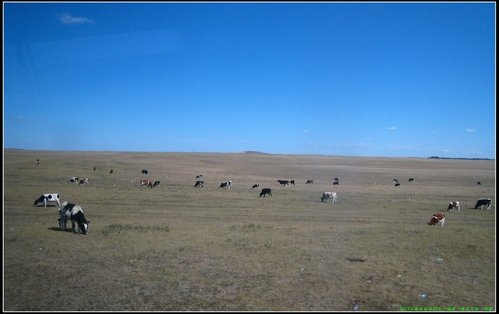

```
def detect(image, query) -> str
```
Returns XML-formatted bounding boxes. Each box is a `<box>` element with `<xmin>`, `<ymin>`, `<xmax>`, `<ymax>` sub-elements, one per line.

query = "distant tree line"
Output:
<box><xmin>428</xmin><ymin>156</ymin><xmax>493</xmax><ymax>161</ymax></box>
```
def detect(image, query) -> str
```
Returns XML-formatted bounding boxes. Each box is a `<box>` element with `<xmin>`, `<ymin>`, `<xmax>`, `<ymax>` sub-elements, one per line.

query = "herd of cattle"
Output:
<box><xmin>32</xmin><ymin>162</ymin><xmax>493</xmax><ymax>235</ymax></box>
<box><xmin>428</xmin><ymin>198</ymin><xmax>492</xmax><ymax>226</ymax></box>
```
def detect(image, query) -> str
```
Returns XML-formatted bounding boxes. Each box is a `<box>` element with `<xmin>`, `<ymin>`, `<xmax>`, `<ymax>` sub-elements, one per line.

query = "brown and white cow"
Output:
<box><xmin>428</xmin><ymin>212</ymin><xmax>445</xmax><ymax>226</ymax></box>
<box><xmin>447</xmin><ymin>201</ymin><xmax>460</xmax><ymax>212</ymax></box>
<box><xmin>140</xmin><ymin>179</ymin><xmax>153</xmax><ymax>188</ymax></box>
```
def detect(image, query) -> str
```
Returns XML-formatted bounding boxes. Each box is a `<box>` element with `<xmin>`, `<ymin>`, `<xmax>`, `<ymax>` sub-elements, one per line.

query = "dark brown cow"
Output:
<box><xmin>260</xmin><ymin>188</ymin><xmax>272</xmax><ymax>197</ymax></box>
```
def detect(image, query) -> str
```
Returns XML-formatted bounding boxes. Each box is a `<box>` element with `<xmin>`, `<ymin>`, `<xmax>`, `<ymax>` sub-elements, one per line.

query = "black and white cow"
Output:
<box><xmin>447</xmin><ymin>201</ymin><xmax>460</xmax><ymax>212</ymax></box>
<box><xmin>277</xmin><ymin>179</ymin><xmax>295</xmax><ymax>186</ymax></box>
<box><xmin>321</xmin><ymin>192</ymin><xmax>337</xmax><ymax>203</ymax></box>
<box><xmin>306</xmin><ymin>179</ymin><xmax>314</xmax><ymax>184</ymax></box>
<box><xmin>153</xmin><ymin>180</ymin><xmax>161</xmax><ymax>187</ymax></box>
<box><xmin>59</xmin><ymin>201</ymin><xmax>89</xmax><ymax>235</ymax></box>
<box><xmin>393</xmin><ymin>179</ymin><xmax>399</xmax><ymax>185</ymax></box>
<box><xmin>408</xmin><ymin>178</ymin><xmax>415</xmax><ymax>182</ymax></box>
<box><xmin>260</xmin><ymin>188</ymin><xmax>272</xmax><ymax>197</ymax></box>
<box><xmin>474</xmin><ymin>198</ymin><xmax>492</xmax><ymax>210</ymax></box>
<box><xmin>195</xmin><ymin>180</ymin><xmax>204</xmax><ymax>187</ymax></box>
<box><xmin>34</xmin><ymin>193</ymin><xmax>61</xmax><ymax>207</ymax></box>
<box><xmin>219</xmin><ymin>180</ymin><xmax>232</xmax><ymax>189</ymax></box>
<box><xmin>251</xmin><ymin>183</ymin><xmax>260</xmax><ymax>189</ymax></box>
<box><xmin>333</xmin><ymin>178</ymin><xmax>339</xmax><ymax>185</ymax></box>
<box><xmin>35</xmin><ymin>159</ymin><xmax>40</xmax><ymax>166</ymax></box>
<box><xmin>196</xmin><ymin>174</ymin><xmax>203</xmax><ymax>179</ymax></box>
<box><xmin>79</xmin><ymin>178</ymin><xmax>89</xmax><ymax>185</ymax></box>
<box><xmin>142</xmin><ymin>169</ymin><xmax>149</xmax><ymax>175</ymax></box>
<box><xmin>69</xmin><ymin>176</ymin><xmax>80</xmax><ymax>184</ymax></box>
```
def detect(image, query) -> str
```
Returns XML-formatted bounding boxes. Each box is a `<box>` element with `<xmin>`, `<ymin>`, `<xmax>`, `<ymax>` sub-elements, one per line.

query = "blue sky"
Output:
<box><xmin>3</xmin><ymin>2</ymin><xmax>496</xmax><ymax>158</ymax></box>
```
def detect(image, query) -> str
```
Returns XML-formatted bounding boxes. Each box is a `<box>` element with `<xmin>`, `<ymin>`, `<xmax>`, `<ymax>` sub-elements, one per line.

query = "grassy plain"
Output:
<box><xmin>3</xmin><ymin>149</ymin><xmax>496</xmax><ymax>311</ymax></box>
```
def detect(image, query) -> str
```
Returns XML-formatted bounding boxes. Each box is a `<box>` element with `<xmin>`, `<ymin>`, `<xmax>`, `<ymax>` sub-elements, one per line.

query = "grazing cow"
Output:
<box><xmin>394</xmin><ymin>183</ymin><xmax>401</xmax><ymax>187</ymax></box>
<box><xmin>277</xmin><ymin>179</ymin><xmax>295</xmax><ymax>186</ymax></box>
<box><xmin>477</xmin><ymin>181</ymin><xmax>481</xmax><ymax>185</ymax></box>
<box><xmin>408</xmin><ymin>178</ymin><xmax>414</xmax><ymax>182</ymax></box>
<box><xmin>428</xmin><ymin>212</ymin><xmax>445</xmax><ymax>226</ymax></box>
<box><xmin>474</xmin><ymin>198</ymin><xmax>492</xmax><ymax>210</ymax></box>
<box><xmin>79</xmin><ymin>178</ymin><xmax>89</xmax><ymax>185</ymax></box>
<box><xmin>393</xmin><ymin>179</ymin><xmax>399</xmax><ymax>184</ymax></box>
<box><xmin>251</xmin><ymin>183</ymin><xmax>260</xmax><ymax>189</ymax></box>
<box><xmin>142</xmin><ymin>169</ymin><xmax>149</xmax><ymax>175</ymax></box>
<box><xmin>219</xmin><ymin>180</ymin><xmax>232</xmax><ymax>189</ymax></box>
<box><xmin>69</xmin><ymin>176</ymin><xmax>80</xmax><ymax>184</ymax></box>
<box><xmin>321</xmin><ymin>191</ymin><xmax>337</xmax><ymax>203</ymax></box>
<box><xmin>35</xmin><ymin>159</ymin><xmax>40</xmax><ymax>166</ymax></box>
<box><xmin>140</xmin><ymin>179</ymin><xmax>153</xmax><ymax>188</ymax></box>
<box><xmin>306</xmin><ymin>179</ymin><xmax>314</xmax><ymax>184</ymax></box>
<box><xmin>333</xmin><ymin>178</ymin><xmax>339</xmax><ymax>185</ymax></box>
<box><xmin>195</xmin><ymin>180</ymin><xmax>204</xmax><ymax>187</ymax></box>
<box><xmin>153</xmin><ymin>180</ymin><xmax>161</xmax><ymax>187</ymax></box>
<box><xmin>196</xmin><ymin>174</ymin><xmax>203</xmax><ymax>179</ymax></box>
<box><xmin>109</xmin><ymin>169</ymin><xmax>114</xmax><ymax>174</ymax></box>
<box><xmin>447</xmin><ymin>201</ymin><xmax>460</xmax><ymax>212</ymax></box>
<box><xmin>59</xmin><ymin>201</ymin><xmax>89</xmax><ymax>235</ymax></box>
<box><xmin>34</xmin><ymin>193</ymin><xmax>61</xmax><ymax>207</ymax></box>
<box><xmin>93</xmin><ymin>167</ymin><xmax>96</xmax><ymax>171</ymax></box>
<box><xmin>260</xmin><ymin>188</ymin><xmax>272</xmax><ymax>197</ymax></box>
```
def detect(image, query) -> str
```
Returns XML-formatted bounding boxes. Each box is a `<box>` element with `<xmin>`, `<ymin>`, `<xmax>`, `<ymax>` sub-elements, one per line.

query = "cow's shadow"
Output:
<box><xmin>48</xmin><ymin>227</ymin><xmax>73</xmax><ymax>233</ymax></box>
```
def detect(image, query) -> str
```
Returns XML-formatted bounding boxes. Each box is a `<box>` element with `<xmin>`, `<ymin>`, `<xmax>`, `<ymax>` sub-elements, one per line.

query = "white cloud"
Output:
<box><xmin>387</xmin><ymin>126</ymin><xmax>397</xmax><ymax>131</ymax></box>
<box><xmin>465</xmin><ymin>128</ymin><xmax>475</xmax><ymax>133</ymax></box>
<box><xmin>58</xmin><ymin>13</ymin><xmax>94</xmax><ymax>25</ymax></box>
<box><xmin>302</xmin><ymin>129</ymin><xmax>312</xmax><ymax>134</ymax></box>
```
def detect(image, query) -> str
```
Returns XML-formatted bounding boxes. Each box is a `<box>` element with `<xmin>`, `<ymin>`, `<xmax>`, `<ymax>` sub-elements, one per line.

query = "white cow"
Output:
<box><xmin>59</xmin><ymin>201</ymin><xmax>90</xmax><ymax>235</ymax></box>
<box><xmin>33</xmin><ymin>193</ymin><xmax>61</xmax><ymax>207</ymax></box>
<box><xmin>321</xmin><ymin>192</ymin><xmax>337</xmax><ymax>203</ymax></box>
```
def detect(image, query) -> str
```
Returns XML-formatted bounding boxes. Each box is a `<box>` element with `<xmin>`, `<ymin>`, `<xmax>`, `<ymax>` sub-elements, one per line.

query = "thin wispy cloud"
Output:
<box><xmin>387</xmin><ymin>126</ymin><xmax>397</xmax><ymax>131</ymax></box>
<box><xmin>58</xmin><ymin>13</ymin><xmax>94</xmax><ymax>25</ymax></box>
<box><xmin>465</xmin><ymin>128</ymin><xmax>475</xmax><ymax>133</ymax></box>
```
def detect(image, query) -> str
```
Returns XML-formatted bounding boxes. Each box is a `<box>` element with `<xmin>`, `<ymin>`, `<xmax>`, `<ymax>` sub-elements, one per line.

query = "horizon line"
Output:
<box><xmin>3</xmin><ymin>147</ymin><xmax>495</xmax><ymax>160</ymax></box>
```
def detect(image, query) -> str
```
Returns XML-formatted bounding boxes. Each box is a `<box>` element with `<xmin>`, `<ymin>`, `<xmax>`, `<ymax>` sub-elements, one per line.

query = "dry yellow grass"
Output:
<box><xmin>3</xmin><ymin>149</ymin><xmax>496</xmax><ymax>311</ymax></box>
